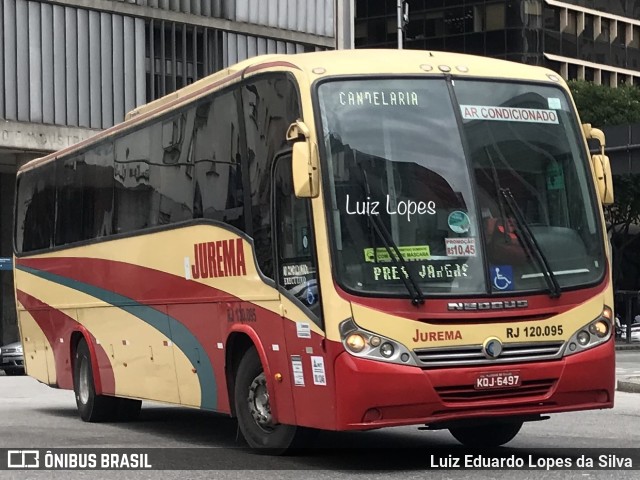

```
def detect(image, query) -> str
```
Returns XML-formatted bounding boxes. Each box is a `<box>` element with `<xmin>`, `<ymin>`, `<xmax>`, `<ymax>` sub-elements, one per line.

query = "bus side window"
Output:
<box><xmin>242</xmin><ymin>75</ymin><xmax>301</xmax><ymax>280</ymax></box>
<box><xmin>274</xmin><ymin>157</ymin><xmax>321</xmax><ymax>318</ymax></box>
<box><xmin>16</xmin><ymin>164</ymin><xmax>56</xmax><ymax>253</ymax></box>
<box><xmin>192</xmin><ymin>90</ymin><xmax>245</xmax><ymax>232</ymax></box>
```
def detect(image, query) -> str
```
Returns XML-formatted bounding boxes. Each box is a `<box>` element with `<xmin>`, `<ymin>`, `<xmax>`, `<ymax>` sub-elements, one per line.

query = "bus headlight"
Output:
<box><xmin>577</xmin><ymin>331</ymin><xmax>590</xmax><ymax>345</ymax></box>
<box><xmin>346</xmin><ymin>333</ymin><xmax>366</xmax><ymax>353</ymax></box>
<box><xmin>563</xmin><ymin>306</ymin><xmax>612</xmax><ymax>357</ymax></box>
<box><xmin>379</xmin><ymin>342</ymin><xmax>394</xmax><ymax>358</ymax></box>
<box><xmin>339</xmin><ymin>318</ymin><xmax>416</xmax><ymax>366</ymax></box>
<box><xmin>590</xmin><ymin>320</ymin><xmax>609</xmax><ymax>338</ymax></box>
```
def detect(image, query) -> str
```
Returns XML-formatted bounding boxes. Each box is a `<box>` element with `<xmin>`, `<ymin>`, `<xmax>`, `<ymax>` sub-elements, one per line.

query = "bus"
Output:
<box><xmin>13</xmin><ymin>49</ymin><xmax>615</xmax><ymax>450</ymax></box>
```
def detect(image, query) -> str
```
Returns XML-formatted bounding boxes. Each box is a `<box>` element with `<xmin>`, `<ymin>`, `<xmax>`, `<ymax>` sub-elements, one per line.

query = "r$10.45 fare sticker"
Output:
<box><xmin>445</xmin><ymin>238</ymin><xmax>476</xmax><ymax>257</ymax></box>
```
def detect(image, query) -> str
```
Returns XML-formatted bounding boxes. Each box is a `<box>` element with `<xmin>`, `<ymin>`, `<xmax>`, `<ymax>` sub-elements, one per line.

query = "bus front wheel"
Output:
<box><xmin>234</xmin><ymin>346</ymin><xmax>302</xmax><ymax>453</ymax></box>
<box><xmin>73</xmin><ymin>338</ymin><xmax>119</xmax><ymax>422</ymax></box>
<box><xmin>449</xmin><ymin>421</ymin><xmax>523</xmax><ymax>447</ymax></box>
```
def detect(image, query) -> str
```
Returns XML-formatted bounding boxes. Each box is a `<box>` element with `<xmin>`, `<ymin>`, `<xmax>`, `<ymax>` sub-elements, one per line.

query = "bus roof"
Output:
<box><xmin>19</xmin><ymin>49</ymin><xmax>563</xmax><ymax>174</ymax></box>
<box><xmin>127</xmin><ymin>49</ymin><xmax>561</xmax><ymax>119</ymax></box>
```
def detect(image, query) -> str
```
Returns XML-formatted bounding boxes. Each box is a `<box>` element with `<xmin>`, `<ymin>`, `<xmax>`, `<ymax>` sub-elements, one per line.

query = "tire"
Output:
<box><xmin>73</xmin><ymin>338</ymin><xmax>119</xmax><ymax>422</ymax></box>
<box><xmin>234</xmin><ymin>346</ymin><xmax>308</xmax><ymax>453</ymax></box>
<box><xmin>449</xmin><ymin>421</ymin><xmax>523</xmax><ymax>447</ymax></box>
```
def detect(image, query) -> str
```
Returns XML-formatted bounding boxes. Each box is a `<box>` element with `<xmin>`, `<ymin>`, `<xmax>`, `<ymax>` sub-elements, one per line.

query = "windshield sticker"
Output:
<box><xmin>546</xmin><ymin>163</ymin><xmax>565</xmax><ymax>190</ymax></box>
<box><xmin>282</xmin><ymin>263</ymin><xmax>314</xmax><ymax>286</ymax></box>
<box><xmin>338</xmin><ymin>90</ymin><xmax>419</xmax><ymax>107</ymax></box>
<box><xmin>364</xmin><ymin>246</ymin><xmax>431</xmax><ymax>263</ymax></box>
<box><xmin>460</xmin><ymin>105</ymin><xmax>559</xmax><ymax>124</ymax></box>
<box><xmin>445</xmin><ymin>238</ymin><xmax>477</xmax><ymax>257</ymax></box>
<box><xmin>310</xmin><ymin>356</ymin><xmax>327</xmax><ymax>386</ymax></box>
<box><xmin>291</xmin><ymin>356</ymin><xmax>305</xmax><ymax>386</ymax></box>
<box><xmin>547</xmin><ymin>97</ymin><xmax>562</xmax><ymax>110</ymax></box>
<box><xmin>448</xmin><ymin>211</ymin><xmax>471</xmax><ymax>234</ymax></box>
<box><xmin>345</xmin><ymin>194</ymin><xmax>436</xmax><ymax>222</ymax></box>
<box><xmin>491</xmin><ymin>265</ymin><xmax>514</xmax><ymax>291</ymax></box>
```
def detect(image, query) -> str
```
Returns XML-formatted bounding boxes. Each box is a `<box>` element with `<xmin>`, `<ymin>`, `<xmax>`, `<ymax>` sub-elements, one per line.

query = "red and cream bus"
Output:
<box><xmin>14</xmin><ymin>49</ymin><xmax>615</xmax><ymax>450</ymax></box>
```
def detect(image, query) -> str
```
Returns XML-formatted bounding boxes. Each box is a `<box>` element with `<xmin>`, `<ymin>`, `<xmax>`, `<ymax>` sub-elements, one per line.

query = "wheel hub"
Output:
<box><xmin>247</xmin><ymin>372</ymin><xmax>273</xmax><ymax>432</ymax></box>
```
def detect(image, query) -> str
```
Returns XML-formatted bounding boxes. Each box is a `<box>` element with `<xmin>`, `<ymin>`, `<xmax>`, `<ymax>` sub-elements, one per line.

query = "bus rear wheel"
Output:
<box><xmin>73</xmin><ymin>338</ymin><xmax>119</xmax><ymax>422</ymax></box>
<box><xmin>234</xmin><ymin>347</ymin><xmax>303</xmax><ymax>453</ymax></box>
<box><xmin>449</xmin><ymin>421</ymin><xmax>523</xmax><ymax>447</ymax></box>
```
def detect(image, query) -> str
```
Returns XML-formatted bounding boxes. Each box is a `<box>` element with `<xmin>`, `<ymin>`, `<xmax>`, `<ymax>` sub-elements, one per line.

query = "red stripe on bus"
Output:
<box><xmin>18</xmin><ymin>257</ymin><xmax>236</xmax><ymax>304</ymax></box>
<box><xmin>17</xmin><ymin>256</ymin><xmax>305</xmax><ymax>417</ymax></box>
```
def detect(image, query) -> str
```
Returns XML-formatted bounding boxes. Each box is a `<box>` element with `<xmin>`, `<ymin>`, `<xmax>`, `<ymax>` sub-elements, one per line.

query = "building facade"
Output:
<box><xmin>0</xmin><ymin>0</ymin><xmax>349</xmax><ymax>344</ymax></box>
<box><xmin>355</xmin><ymin>0</ymin><xmax>640</xmax><ymax>85</ymax></box>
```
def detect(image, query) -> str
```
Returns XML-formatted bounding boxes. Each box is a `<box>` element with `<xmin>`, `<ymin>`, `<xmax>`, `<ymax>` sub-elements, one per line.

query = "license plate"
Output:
<box><xmin>475</xmin><ymin>371</ymin><xmax>521</xmax><ymax>390</ymax></box>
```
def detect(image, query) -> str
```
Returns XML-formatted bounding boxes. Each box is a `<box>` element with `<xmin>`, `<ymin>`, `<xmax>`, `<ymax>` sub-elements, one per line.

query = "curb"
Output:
<box><xmin>617</xmin><ymin>377</ymin><xmax>640</xmax><ymax>394</ymax></box>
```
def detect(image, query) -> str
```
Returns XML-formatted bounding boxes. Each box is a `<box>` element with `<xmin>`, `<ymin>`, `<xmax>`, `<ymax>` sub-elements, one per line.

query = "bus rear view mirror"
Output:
<box><xmin>582</xmin><ymin>124</ymin><xmax>614</xmax><ymax>206</ymax></box>
<box><xmin>287</xmin><ymin>120</ymin><xmax>319</xmax><ymax>198</ymax></box>
<box><xmin>592</xmin><ymin>154</ymin><xmax>614</xmax><ymax>205</ymax></box>
<box><xmin>292</xmin><ymin>141</ymin><xmax>319</xmax><ymax>198</ymax></box>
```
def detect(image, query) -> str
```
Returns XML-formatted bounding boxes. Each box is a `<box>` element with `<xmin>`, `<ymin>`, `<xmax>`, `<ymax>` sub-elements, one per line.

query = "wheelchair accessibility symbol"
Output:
<box><xmin>491</xmin><ymin>265</ymin><xmax>513</xmax><ymax>291</ymax></box>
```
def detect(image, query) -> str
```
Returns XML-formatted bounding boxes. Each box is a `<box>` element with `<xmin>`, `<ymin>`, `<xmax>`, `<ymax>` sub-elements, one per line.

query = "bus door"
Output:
<box><xmin>272</xmin><ymin>155</ymin><xmax>334</xmax><ymax>429</ymax></box>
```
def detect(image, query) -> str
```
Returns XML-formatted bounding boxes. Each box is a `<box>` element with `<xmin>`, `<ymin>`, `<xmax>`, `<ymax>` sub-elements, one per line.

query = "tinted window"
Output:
<box><xmin>82</xmin><ymin>142</ymin><xmax>115</xmax><ymax>239</ymax></box>
<box><xmin>193</xmin><ymin>90</ymin><xmax>245</xmax><ymax>231</ymax></box>
<box><xmin>154</xmin><ymin>111</ymin><xmax>195</xmax><ymax>224</ymax></box>
<box><xmin>274</xmin><ymin>157</ymin><xmax>321</xmax><ymax>318</ymax></box>
<box><xmin>114</xmin><ymin>127</ymin><xmax>156</xmax><ymax>233</ymax></box>
<box><xmin>242</xmin><ymin>75</ymin><xmax>301</xmax><ymax>278</ymax></box>
<box><xmin>16</xmin><ymin>163</ymin><xmax>56</xmax><ymax>252</ymax></box>
<box><xmin>114</xmin><ymin>115</ymin><xmax>194</xmax><ymax>233</ymax></box>
<box><xmin>55</xmin><ymin>155</ymin><xmax>85</xmax><ymax>245</ymax></box>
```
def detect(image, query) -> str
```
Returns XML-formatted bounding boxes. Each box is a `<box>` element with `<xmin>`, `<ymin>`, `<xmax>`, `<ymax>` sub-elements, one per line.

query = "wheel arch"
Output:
<box><xmin>225</xmin><ymin>327</ymin><xmax>275</xmax><ymax>419</ymax></box>
<box><xmin>70</xmin><ymin>328</ymin><xmax>104</xmax><ymax>395</ymax></box>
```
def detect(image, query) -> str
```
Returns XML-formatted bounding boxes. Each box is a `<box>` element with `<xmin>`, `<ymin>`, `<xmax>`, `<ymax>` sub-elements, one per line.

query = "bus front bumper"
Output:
<box><xmin>333</xmin><ymin>340</ymin><xmax>615</xmax><ymax>430</ymax></box>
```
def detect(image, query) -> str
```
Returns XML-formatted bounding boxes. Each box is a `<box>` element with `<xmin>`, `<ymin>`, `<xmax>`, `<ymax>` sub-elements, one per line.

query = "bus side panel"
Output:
<box><xmin>16</xmin><ymin>290</ymin><xmax>74</xmax><ymax>389</ymax></box>
<box><xmin>17</xmin><ymin>307</ymin><xmax>55</xmax><ymax>385</ymax></box>
<box><xmin>280</xmin><ymin>317</ymin><xmax>338</xmax><ymax>431</ymax></box>
<box><xmin>168</xmin><ymin>302</ymin><xmax>228</xmax><ymax>411</ymax></box>
<box><xmin>15</xmin><ymin>267</ymin><xmax>121</xmax><ymax>393</ymax></box>
<box><xmin>77</xmin><ymin>305</ymin><xmax>181</xmax><ymax>403</ymax></box>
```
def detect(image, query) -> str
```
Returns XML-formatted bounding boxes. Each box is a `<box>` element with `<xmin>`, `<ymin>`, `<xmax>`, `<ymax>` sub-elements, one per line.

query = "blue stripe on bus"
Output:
<box><xmin>17</xmin><ymin>264</ymin><xmax>217</xmax><ymax>410</ymax></box>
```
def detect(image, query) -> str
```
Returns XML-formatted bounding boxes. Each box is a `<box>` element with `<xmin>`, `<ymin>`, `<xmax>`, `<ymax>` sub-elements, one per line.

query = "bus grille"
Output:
<box><xmin>413</xmin><ymin>341</ymin><xmax>564</xmax><ymax>368</ymax></box>
<box><xmin>435</xmin><ymin>379</ymin><xmax>556</xmax><ymax>403</ymax></box>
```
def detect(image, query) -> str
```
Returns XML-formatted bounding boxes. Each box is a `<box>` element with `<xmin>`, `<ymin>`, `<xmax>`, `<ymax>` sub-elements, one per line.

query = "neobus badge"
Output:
<box><xmin>191</xmin><ymin>238</ymin><xmax>247</xmax><ymax>279</ymax></box>
<box><xmin>447</xmin><ymin>300</ymin><xmax>528</xmax><ymax>311</ymax></box>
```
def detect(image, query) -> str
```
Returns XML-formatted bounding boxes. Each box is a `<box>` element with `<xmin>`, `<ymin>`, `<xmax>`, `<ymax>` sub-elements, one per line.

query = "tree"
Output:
<box><xmin>568</xmin><ymin>80</ymin><xmax>640</xmax><ymax>126</ymax></box>
<box><xmin>605</xmin><ymin>175</ymin><xmax>640</xmax><ymax>289</ymax></box>
<box><xmin>568</xmin><ymin>81</ymin><xmax>640</xmax><ymax>290</ymax></box>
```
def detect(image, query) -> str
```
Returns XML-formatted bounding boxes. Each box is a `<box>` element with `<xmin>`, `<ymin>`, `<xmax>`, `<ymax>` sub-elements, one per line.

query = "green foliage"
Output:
<box><xmin>606</xmin><ymin>174</ymin><xmax>640</xmax><ymax>233</ymax></box>
<box><xmin>605</xmin><ymin>174</ymin><xmax>640</xmax><ymax>289</ymax></box>
<box><xmin>566</xmin><ymin>81</ymin><xmax>640</xmax><ymax>289</ymax></box>
<box><xmin>568</xmin><ymin>80</ymin><xmax>640</xmax><ymax>127</ymax></box>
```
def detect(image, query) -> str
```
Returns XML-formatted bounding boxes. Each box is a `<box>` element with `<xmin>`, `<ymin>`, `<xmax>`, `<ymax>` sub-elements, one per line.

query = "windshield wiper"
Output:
<box><xmin>359</xmin><ymin>166</ymin><xmax>425</xmax><ymax>306</ymax></box>
<box><xmin>499</xmin><ymin>187</ymin><xmax>561</xmax><ymax>299</ymax></box>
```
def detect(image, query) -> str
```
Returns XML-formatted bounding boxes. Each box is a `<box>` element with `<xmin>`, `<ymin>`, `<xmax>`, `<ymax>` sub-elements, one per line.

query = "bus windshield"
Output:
<box><xmin>317</xmin><ymin>78</ymin><xmax>605</xmax><ymax>297</ymax></box>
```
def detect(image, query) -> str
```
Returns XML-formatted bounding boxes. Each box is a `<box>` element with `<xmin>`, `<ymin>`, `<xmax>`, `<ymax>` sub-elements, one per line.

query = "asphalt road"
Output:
<box><xmin>0</xmin><ymin>351</ymin><xmax>638</xmax><ymax>479</ymax></box>
<box><xmin>615</xmin><ymin>349</ymin><xmax>640</xmax><ymax>377</ymax></box>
